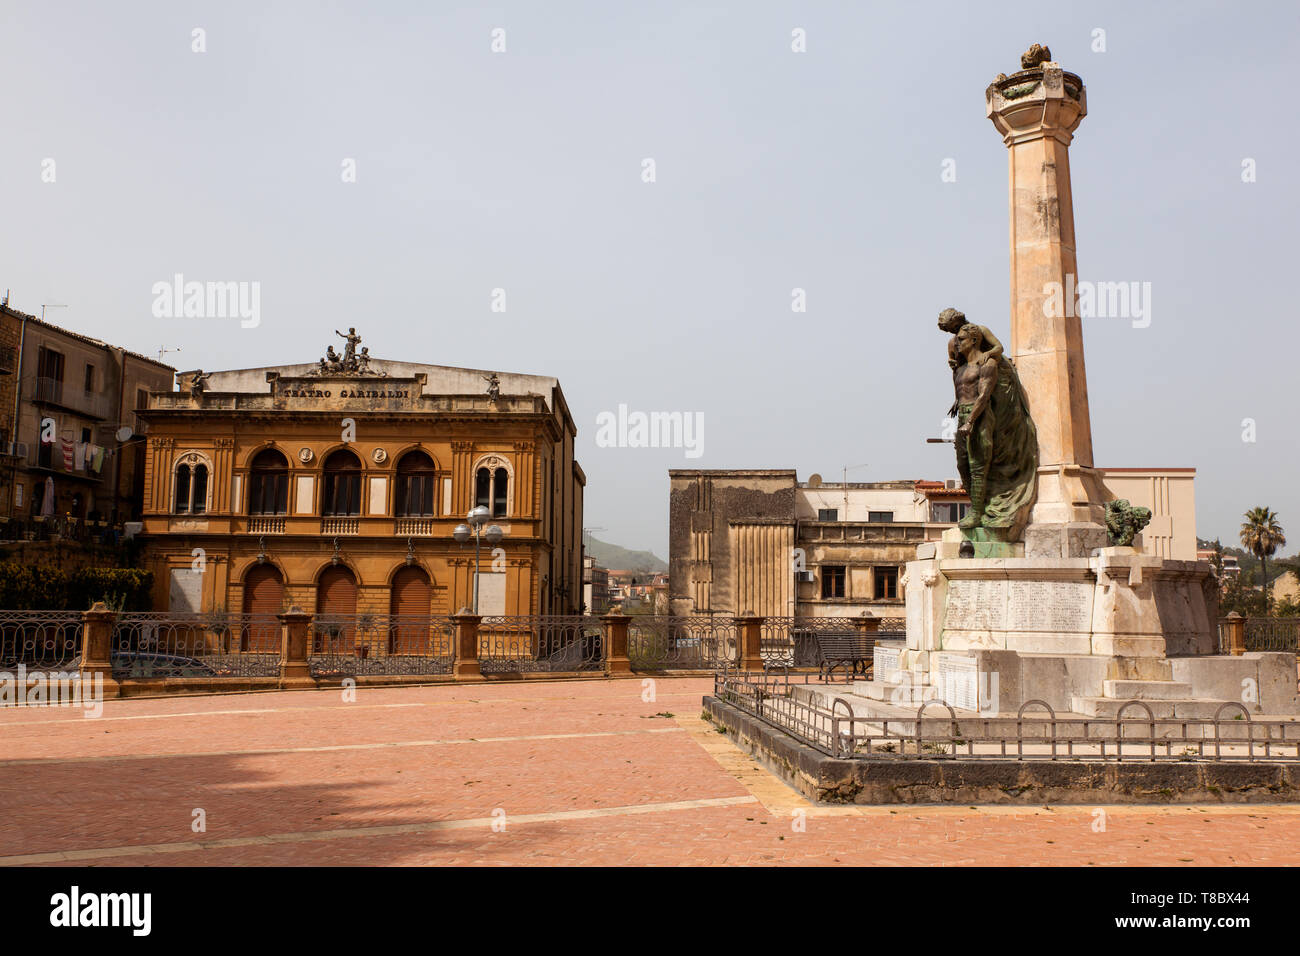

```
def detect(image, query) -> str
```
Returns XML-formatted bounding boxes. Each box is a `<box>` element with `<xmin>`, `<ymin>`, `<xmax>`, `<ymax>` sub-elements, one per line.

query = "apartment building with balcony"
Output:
<box><xmin>0</xmin><ymin>300</ymin><xmax>175</xmax><ymax>535</ymax></box>
<box><xmin>136</xmin><ymin>331</ymin><xmax>585</xmax><ymax>617</ymax></box>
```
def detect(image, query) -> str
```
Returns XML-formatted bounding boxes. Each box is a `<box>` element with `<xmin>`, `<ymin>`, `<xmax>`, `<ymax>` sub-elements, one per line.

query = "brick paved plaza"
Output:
<box><xmin>1</xmin><ymin>677</ymin><xmax>1298</xmax><ymax>866</ymax></box>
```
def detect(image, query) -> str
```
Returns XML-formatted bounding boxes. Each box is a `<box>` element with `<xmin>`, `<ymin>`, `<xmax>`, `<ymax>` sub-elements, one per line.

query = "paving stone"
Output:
<box><xmin>0</xmin><ymin>678</ymin><xmax>1296</xmax><ymax>865</ymax></box>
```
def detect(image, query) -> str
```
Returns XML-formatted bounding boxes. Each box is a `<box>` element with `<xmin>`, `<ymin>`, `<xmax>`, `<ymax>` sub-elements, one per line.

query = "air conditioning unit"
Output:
<box><xmin>796</xmin><ymin>571</ymin><xmax>815</xmax><ymax>584</ymax></box>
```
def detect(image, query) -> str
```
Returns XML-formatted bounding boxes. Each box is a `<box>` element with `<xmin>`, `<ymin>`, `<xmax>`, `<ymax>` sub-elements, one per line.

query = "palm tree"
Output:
<box><xmin>1240</xmin><ymin>507</ymin><xmax>1287</xmax><ymax>613</ymax></box>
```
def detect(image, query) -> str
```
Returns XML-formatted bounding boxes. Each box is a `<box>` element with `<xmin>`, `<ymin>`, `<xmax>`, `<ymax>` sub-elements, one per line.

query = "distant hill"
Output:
<box><xmin>585</xmin><ymin>536</ymin><xmax>667</xmax><ymax>574</ymax></box>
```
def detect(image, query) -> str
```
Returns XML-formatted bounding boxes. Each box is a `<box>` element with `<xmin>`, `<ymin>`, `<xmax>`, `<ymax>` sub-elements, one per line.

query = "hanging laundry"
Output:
<box><xmin>61</xmin><ymin>437</ymin><xmax>74</xmax><ymax>470</ymax></box>
<box><xmin>90</xmin><ymin>445</ymin><xmax>105</xmax><ymax>474</ymax></box>
<box><xmin>74</xmin><ymin>442</ymin><xmax>87</xmax><ymax>471</ymax></box>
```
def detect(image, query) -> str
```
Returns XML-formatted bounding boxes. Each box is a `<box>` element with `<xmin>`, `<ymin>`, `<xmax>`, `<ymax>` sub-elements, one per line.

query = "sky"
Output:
<box><xmin>2</xmin><ymin>0</ymin><xmax>1296</xmax><ymax>559</ymax></box>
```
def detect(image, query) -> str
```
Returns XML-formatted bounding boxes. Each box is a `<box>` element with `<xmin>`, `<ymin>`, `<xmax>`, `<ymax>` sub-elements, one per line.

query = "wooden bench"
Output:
<box><xmin>813</xmin><ymin>631</ymin><xmax>874</xmax><ymax>681</ymax></box>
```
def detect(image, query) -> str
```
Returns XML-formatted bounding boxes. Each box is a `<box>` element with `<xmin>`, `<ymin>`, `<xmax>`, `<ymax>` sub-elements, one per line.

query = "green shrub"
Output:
<box><xmin>0</xmin><ymin>563</ymin><xmax>153</xmax><ymax>611</ymax></box>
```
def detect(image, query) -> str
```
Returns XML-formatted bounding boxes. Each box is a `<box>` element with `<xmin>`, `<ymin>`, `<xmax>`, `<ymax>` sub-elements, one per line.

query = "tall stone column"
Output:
<box><xmin>987</xmin><ymin>47</ymin><xmax>1109</xmax><ymax>558</ymax></box>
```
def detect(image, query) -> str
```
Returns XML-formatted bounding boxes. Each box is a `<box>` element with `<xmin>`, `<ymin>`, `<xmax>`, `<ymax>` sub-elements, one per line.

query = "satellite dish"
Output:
<box><xmin>115</xmin><ymin>426</ymin><xmax>134</xmax><ymax>442</ymax></box>
<box><xmin>808</xmin><ymin>473</ymin><xmax>822</xmax><ymax>487</ymax></box>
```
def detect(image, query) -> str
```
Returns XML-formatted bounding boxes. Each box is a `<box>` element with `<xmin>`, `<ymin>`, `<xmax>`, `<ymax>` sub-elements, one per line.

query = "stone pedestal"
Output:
<box><xmin>602</xmin><ymin>613</ymin><xmax>632</xmax><ymax>676</ymax></box>
<box><xmin>887</xmin><ymin>547</ymin><xmax>1296</xmax><ymax>716</ymax></box>
<box><xmin>735</xmin><ymin>614</ymin><xmax>764</xmax><ymax>672</ymax></box>
<box><xmin>278</xmin><ymin>608</ymin><xmax>314</xmax><ymax>689</ymax></box>
<box><xmin>453</xmin><ymin>609</ymin><xmax>483</xmax><ymax>680</ymax></box>
<box><xmin>79</xmin><ymin>603</ymin><xmax>121</xmax><ymax>699</ymax></box>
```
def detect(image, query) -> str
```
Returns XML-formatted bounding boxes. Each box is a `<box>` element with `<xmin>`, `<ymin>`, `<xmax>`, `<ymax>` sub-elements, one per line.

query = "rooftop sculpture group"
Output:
<box><xmin>311</xmin><ymin>327</ymin><xmax>387</xmax><ymax>377</ymax></box>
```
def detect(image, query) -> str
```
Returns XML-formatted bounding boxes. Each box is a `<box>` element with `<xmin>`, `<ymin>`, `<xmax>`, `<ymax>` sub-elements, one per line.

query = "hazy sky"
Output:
<box><xmin>2</xmin><ymin>1</ymin><xmax>1296</xmax><ymax>559</ymax></box>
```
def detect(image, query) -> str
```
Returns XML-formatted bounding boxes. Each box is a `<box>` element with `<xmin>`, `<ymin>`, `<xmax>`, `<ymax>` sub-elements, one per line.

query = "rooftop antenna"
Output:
<box><xmin>842</xmin><ymin>463</ymin><xmax>869</xmax><ymax>519</ymax></box>
<box><xmin>158</xmin><ymin>346</ymin><xmax>182</xmax><ymax>362</ymax></box>
<box><xmin>40</xmin><ymin>303</ymin><xmax>68</xmax><ymax>321</ymax></box>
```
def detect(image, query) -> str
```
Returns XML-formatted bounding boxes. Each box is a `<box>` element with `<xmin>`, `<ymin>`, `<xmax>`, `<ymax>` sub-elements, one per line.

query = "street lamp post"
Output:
<box><xmin>453</xmin><ymin>505</ymin><xmax>503</xmax><ymax>614</ymax></box>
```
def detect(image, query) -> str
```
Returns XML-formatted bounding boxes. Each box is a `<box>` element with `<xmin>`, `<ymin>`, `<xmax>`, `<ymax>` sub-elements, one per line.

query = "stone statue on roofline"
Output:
<box><xmin>309</xmin><ymin>329</ymin><xmax>386</xmax><ymax>377</ymax></box>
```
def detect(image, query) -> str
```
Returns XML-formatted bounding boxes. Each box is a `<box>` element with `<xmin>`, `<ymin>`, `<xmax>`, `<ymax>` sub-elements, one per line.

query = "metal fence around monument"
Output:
<box><xmin>112</xmin><ymin>612</ymin><xmax>282</xmax><ymax>678</ymax></box>
<box><xmin>0</xmin><ymin>611</ymin><xmax>84</xmax><ymax>670</ymax></box>
<box><xmin>309</xmin><ymin>614</ymin><xmax>456</xmax><ymax>677</ymax></box>
<box><xmin>477</xmin><ymin>615</ymin><xmax>603</xmax><ymax>673</ymax></box>
<box><xmin>627</xmin><ymin>615</ymin><xmax>737</xmax><ymax>670</ymax></box>
<box><xmin>712</xmin><ymin>672</ymin><xmax>1300</xmax><ymax>762</ymax></box>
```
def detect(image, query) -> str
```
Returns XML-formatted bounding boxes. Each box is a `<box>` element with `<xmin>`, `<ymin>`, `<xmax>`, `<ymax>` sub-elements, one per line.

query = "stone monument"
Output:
<box><xmin>799</xmin><ymin>45</ymin><xmax>1299</xmax><ymax>721</ymax></box>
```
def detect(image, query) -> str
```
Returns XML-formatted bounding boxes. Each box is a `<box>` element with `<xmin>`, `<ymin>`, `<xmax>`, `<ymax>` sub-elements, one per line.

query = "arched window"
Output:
<box><xmin>173</xmin><ymin>456</ymin><xmax>209</xmax><ymax>514</ymax></box>
<box><xmin>395</xmin><ymin>451</ymin><xmax>436</xmax><ymax>516</ymax></box>
<box><xmin>473</xmin><ymin>459</ymin><xmax>510</xmax><ymax>518</ymax></box>
<box><xmin>322</xmin><ymin>449</ymin><xmax>362</xmax><ymax>516</ymax></box>
<box><xmin>493</xmin><ymin>467</ymin><xmax>508</xmax><ymax>517</ymax></box>
<box><xmin>248</xmin><ymin>448</ymin><xmax>289</xmax><ymax>515</ymax></box>
<box><xmin>174</xmin><ymin>466</ymin><xmax>191</xmax><ymax>513</ymax></box>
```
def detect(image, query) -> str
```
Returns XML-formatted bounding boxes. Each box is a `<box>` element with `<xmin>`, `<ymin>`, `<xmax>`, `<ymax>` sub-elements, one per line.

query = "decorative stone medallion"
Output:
<box><xmin>372</xmin><ymin>448</ymin><xmax>388</xmax><ymax>464</ymax></box>
<box><xmin>298</xmin><ymin>447</ymin><xmax>313</xmax><ymax>463</ymax></box>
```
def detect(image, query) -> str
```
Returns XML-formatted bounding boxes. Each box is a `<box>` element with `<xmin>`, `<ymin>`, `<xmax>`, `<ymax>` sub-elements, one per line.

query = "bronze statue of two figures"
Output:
<box><xmin>939</xmin><ymin>308</ymin><xmax>1037</xmax><ymax>544</ymax></box>
<box><xmin>937</xmin><ymin>308</ymin><xmax>1150</xmax><ymax>549</ymax></box>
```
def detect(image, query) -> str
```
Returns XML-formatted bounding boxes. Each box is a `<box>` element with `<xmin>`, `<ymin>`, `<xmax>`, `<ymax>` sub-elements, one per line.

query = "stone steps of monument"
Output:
<box><xmin>1102</xmin><ymin>679</ymin><xmax>1193</xmax><ymax>700</ymax></box>
<box><xmin>852</xmin><ymin>675</ymin><xmax>927</xmax><ymax>693</ymax></box>
<box><xmin>855</xmin><ymin>679</ymin><xmax>937</xmax><ymax>705</ymax></box>
<box><xmin>1070</xmin><ymin>696</ymin><xmax>1238</xmax><ymax>720</ymax></box>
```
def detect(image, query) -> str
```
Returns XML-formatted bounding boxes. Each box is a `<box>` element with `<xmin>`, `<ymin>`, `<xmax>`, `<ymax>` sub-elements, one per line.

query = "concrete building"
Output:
<box><xmin>0</xmin><ymin>300</ymin><xmax>175</xmax><ymax>535</ymax></box>
<box><xmin>1100</xmin><ymin>467</ymin><xmax>1198</xmax><ymax>560</ymax></box>
<box><xmin>137</xmin><ymin>331</ymin><xmax>584</xmax><ymax>617</ymax></box>
<box><xmin>669</xmin><ymin>470</ymin><xmax>960</xmax><ymax>619</ymax></box>
<box><xmin>582</xmin><ymin>555</ymin><xmax>610</xmax><ymax>615</ymax></box>
<box><xmin>670</xmin><ymin>467</ymin><xmax>1199</xmax><ymax>620</ymax></box>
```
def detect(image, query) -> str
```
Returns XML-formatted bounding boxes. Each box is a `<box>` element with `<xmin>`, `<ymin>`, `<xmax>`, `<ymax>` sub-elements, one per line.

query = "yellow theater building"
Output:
<box><xmin>137</xmin><ymin>331</ymin><xmax>585</xmax><ymax>619</ymax></box>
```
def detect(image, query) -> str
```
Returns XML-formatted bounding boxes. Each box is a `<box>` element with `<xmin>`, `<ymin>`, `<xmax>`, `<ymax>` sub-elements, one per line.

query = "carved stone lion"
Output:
<box><xmin>1105</xmin><ymin>499</ymin><xmax>1153</xmax><ymax>547</ymax></box>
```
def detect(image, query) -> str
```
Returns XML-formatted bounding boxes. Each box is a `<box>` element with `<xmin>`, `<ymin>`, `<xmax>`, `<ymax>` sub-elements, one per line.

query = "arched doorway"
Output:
<box><xmin>241</xmin><ymin>564</ymin><xmax>284</xmax><ymax>652</ymax></box>
<box><xmin>316</xmin><ymin>565</ymin><xmax>358</xmax><ymax>655</ymax></box>
<box><xmin>389</xmin><ymin>566</ymin><xmax>431</xmax><ymax>654</ymax></box>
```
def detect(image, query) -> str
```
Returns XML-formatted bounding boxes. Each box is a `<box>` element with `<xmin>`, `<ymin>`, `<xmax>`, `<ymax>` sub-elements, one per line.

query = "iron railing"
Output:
<box><xmin>0</xmin><ymin>611</ymin><xmax>84</xmax><ymax>670</ymax></box>
<box><xmin>1244</xmin><ymin>618</ymin><xmax>1300</xmax><ymax>653</ymax></box>
<box><xmin>627</xmin><ymin>615</ymin><xmax>737</xmax><ymax>670</ymax></box>
<box><xmin>309</xmin><ymin>614</ymin><xmax>456</xmax><ymax>677</ymax></box>
<box><xmin>477</xmin><ymin>615</ymin><xmax>603</xmax><ymax>673</ymax></box>
<box><xmin>111</xmin><ymin>612</ymin><xmax>282</xmax><ymax>678</ymax></box>
<box><xmin>712</xmin><ymin>673</ymin><xmax>1300</xmax><ymax>762</ymax></box>
<box><xmin>758</xmin><ymin>616</ymin><xmax>897</xmax><ymax>667</ymax></box>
